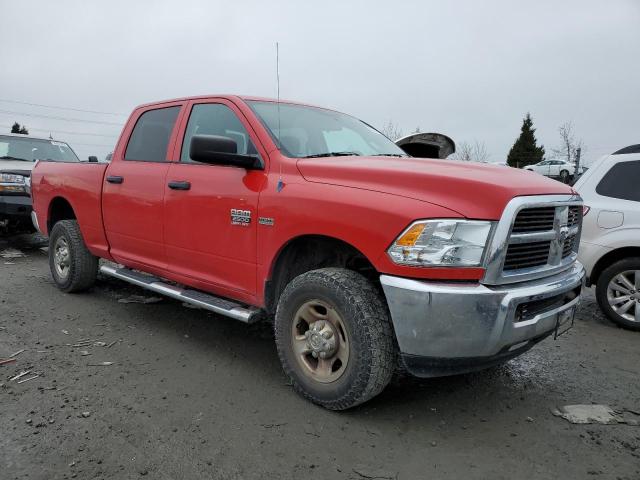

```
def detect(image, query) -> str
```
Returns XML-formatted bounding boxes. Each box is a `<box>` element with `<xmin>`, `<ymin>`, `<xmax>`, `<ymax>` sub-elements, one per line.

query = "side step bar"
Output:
<box><xmin>99</xmin><ymin>265</ymin><xmax>261</xmax><ymax>323</ymax></box>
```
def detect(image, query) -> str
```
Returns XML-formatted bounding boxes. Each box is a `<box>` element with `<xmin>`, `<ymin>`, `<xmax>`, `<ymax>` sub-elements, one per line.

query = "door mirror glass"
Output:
<box><xmin>190</xmin><ymin>135</ymin><xmax>261</xmax><ymax>169</ymax></box>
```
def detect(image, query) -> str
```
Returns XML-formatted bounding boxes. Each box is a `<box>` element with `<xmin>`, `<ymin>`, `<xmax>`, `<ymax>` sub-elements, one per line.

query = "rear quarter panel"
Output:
<box><xmin>32</xmin><ymin>161</ymin><xmax>111</xmax><ymax>259</ymax></box>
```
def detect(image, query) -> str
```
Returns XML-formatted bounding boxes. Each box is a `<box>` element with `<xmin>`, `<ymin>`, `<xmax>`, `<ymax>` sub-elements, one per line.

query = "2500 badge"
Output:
<box><xmin>230</xmin><ymin>209</ymin><xmax>251</xmax><ymax>226</ymax></box>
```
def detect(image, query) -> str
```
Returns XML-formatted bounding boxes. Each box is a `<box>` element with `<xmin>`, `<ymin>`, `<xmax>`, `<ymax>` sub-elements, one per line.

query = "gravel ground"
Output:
<box><xmin>1</xmin><ymin>234</ymin><xmax>639</xmax><ymax>480</ymax></box>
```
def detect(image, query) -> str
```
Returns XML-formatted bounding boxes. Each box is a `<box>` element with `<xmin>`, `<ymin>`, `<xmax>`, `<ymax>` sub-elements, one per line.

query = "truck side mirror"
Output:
<box><xmin>88</xmin><ymin>156</ymin><xmax>98</xmax><ymax>163</ymax></box>
<box><xmin>189</xmin><ymin>135</ymin><xmax>262</xmax><ymax>170</ymax></box>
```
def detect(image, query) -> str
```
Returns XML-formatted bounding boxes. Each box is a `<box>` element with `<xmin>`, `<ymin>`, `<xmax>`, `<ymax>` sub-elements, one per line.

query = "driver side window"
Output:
<box><xmin>181</xmin><ymin>103</ymin><xmax>258</xmax><ymax>163</ymax></box>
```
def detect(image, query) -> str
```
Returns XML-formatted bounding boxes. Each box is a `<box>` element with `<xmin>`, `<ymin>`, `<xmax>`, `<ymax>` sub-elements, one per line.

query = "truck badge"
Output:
<box><xmin>258</xmin><ymin>217</ymin><xmax>275</xmax><ymax>226</ymax></box>
<box><xmin>230</xmin><ymin>209</ymin><xmax>251</xmax><ymax>226</ymax></box>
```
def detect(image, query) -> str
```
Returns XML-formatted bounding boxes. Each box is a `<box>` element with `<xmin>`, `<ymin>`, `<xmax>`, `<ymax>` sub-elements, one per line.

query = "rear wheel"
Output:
<box><xmin>49</xmin><ymin>220</ymin><xmax>98</xmax><ymax>293</ymax></box>
<box><xmin>274</xmin><ymin>268</ymin><xmax>396</xmax><ymax>410</ymax></box>
<box><xmin>595</xmin><ymin>258</ymin><xmax>640</xmax><ymax>331</ymax></box>
<box><xmin>559</xmin><ymin>169</ymin><xmax>570</xmax><ymax>183</ymax></box>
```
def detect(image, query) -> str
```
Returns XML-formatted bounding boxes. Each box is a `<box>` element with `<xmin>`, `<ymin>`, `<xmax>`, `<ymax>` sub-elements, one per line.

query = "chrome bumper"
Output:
<box><xmin>31</xmin><ymin>210</ymin><xmax>41</xmax><ymax>233</ymax></box>
<box><xmin>380</xmin><ymin>262</ymin><xmax>585</xmax><ymax>360</ymax></box>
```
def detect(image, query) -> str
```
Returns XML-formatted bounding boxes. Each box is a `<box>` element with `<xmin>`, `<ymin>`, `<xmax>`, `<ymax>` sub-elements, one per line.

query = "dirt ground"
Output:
<box><xmin>1</xmin><ymin>234</ymin><xmax>639</xmax><ymax>480</ymax></box>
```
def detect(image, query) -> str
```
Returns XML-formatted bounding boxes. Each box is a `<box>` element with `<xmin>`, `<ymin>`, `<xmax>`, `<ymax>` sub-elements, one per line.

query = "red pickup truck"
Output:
<box><xmin>31</xmin><ymin>95</ymin><xmax>585</xmax><ymax>409</ymax></box>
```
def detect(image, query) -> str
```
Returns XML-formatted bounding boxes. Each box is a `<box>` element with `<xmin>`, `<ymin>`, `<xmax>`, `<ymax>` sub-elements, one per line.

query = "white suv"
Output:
<box><xmin>574</xmin><ymin>144</ymin><xmax>640</xmax><ymax>330</ymax></box>
<box><xmin>525</xmin><ymin>159</ymin><xmax>580</xmax><ymax>182</ymax></box>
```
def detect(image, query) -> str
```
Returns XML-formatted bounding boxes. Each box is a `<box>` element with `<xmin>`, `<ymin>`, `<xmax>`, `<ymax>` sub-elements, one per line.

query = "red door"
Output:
<box><xmin>163</xmin><ymin>99</ymin><xmax>268</xmax><ymax>303</ymax></box>
<box><xmin>102</xmin><ymin>103</ymin><xmax>183</xmax><ymax>271</ymax></box>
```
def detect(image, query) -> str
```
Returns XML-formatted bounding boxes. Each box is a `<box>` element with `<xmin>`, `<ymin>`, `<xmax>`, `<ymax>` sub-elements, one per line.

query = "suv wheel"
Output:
<box><xmin>49</xmin><ymin>220</ymin><xmax>98</xmax><ymax>293</ymax></box>
<box><xmin>274</xmin><ymin>268</ymin><xmax>397</xmax><ymax>410</ymax></box>
<box><xmin>595</xmin><ymin>258</ymin><xmax>640</xmax><ymax>331</ymax></box>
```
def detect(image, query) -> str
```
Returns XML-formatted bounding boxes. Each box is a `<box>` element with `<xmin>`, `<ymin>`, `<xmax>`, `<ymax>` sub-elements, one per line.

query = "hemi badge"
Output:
<box><xmin>258</xmin><ymin>217</ymin><xmax>275</xmax><ymax>226</ymax></box>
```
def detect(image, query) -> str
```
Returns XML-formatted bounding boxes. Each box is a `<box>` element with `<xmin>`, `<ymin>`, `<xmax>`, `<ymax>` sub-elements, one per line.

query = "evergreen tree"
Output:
<box><xmin>10</xmin><ymin>122</ymin><xmax>28</xmax><ymax>135</ymax></box>
<box><xmin>506</xmin><ymin>113</ymin><xmax>545</xmax><ymax>168</ymax></box>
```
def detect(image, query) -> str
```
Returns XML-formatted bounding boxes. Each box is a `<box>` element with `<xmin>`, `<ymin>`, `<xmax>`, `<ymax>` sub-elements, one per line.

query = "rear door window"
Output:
<box><xmin>595</xmin><ymin>161</ymin><xmax>640</xmax><ymax>202</ymax></box>
<box><xmin>124</xmin><ymin>106</ymin><xmax>180</xmax><ymax>162</ymax></box>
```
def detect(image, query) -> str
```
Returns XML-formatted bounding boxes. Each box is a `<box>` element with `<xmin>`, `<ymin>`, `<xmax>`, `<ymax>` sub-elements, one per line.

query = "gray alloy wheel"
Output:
<box><xmin>596</xmin><ymin>257</ymin><xmax>640</xmax><ymax>331</ymax></box>
<box><xmin>274</xmin><ymin>268</ymin><xmax>397</xmax><ymax>410</ymax></box>
<box><xmin>606</xmin><ymin>270</ymin><xmax>640</xmax><ymax>324</ymax></box>
<box><xmin>290</xmin><ymin>299</ymin><xmax>350</xmax><ymax>384</ymax></box>
<box><xmin>53</xmin><ymin>236</ymin><xmax>71</xmax><ymax>280</ymax></box>
<box><xmin>48</xmin><ymin>220</ymin><xmax>99</xmax><ymax>293</ymax></box>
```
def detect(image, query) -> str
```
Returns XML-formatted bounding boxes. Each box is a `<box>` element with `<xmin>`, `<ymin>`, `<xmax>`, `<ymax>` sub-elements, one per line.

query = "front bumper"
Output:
<box><xmin>0</xmin><ymin>195</ymin><xmax>32</xmax><ymax>219</ymax></box>
<box><xmin>380</xmin><ymin>262</ymin><xmax>585</xmax><ymax>377</ymax></box>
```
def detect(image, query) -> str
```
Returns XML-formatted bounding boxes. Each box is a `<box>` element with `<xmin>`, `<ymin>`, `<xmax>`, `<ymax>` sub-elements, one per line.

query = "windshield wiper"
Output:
<box><xmin>0</xmin><ymin>156</ymin><xmax>32</xmax><ymax>162</ymax></box>
<box><xmin>370</xmin><ymin>153</ymin><xmax>407</xmax><ymax>157</ymax></box>
<box><xmin>302</xmin><ymin>152</ymin><xmax>360</xmax><ymax>158</ymax></box>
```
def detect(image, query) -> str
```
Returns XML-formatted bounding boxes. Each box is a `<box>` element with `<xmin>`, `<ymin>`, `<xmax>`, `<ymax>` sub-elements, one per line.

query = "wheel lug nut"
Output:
<box><xmin>315</xmin><ymin>320</ymin><xmax>326</xmax><ymax>330</ymax></box>
<box><xmin>322</xmin><ymin>330</ymin><xmax>333</xmax><ymax>339</ymax></box>
<box><xmin>311</xmin><ymin>351</ymin><xmax>318</xmax><ymax>358</ymax></box>
<box><xmin>319</xmin><ymin>351</ymin><xmax>326</xmax><ymax>359</ymax></box>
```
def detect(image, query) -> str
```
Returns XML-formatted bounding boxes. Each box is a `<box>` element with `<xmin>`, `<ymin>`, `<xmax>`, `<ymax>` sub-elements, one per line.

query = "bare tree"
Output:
<box><xmin>380</xmin><ymin>120</ymin><xmax>403</xmax><ymax>141</ymax></box>
<box><xmin>451</xmin><ymin>140</ymin><xmax>490</xmax><ymax>163</ymax></box>
<box><xmin>552</xmin><ymin>121</ymin><xmax>585</xmax><ymax>163</ymax></box>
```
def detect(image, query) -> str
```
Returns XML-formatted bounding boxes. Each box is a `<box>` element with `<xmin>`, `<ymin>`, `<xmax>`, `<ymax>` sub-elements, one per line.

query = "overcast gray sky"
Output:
<box><xmin>1</xmin><ymin>0</ymin><xmax>638</xmax><ymax>163</ymax></box>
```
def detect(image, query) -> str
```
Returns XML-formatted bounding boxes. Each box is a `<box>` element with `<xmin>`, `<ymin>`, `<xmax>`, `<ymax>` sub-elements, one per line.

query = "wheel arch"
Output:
<box><xmin>589</xmin><ymin>246</ymin><xmax>640</xmax><ymax>286</ymax></box>
<box><xmin>264</xmin><ymin>234</ymin><xmax>378</xmax><ymax>314</ymax></box>
<box><xmin>47</xmin><ymin>196</ymin><xmax>77</xmax><ymax>233</ymax></box>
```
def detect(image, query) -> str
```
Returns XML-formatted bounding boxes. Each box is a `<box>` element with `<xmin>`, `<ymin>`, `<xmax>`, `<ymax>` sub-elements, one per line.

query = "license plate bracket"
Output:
<box><xmin>554</xmin><ymin>305</ymin><xmax>576</xmax><ymax>339</ymax></box>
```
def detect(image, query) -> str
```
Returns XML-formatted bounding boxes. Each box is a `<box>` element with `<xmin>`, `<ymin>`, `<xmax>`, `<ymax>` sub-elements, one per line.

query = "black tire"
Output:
<box><xmin>595</xmin><ymin>257</ymin><xmax>640</xmax><ymax>331</ymax></box>
<box><xmin>274</xmin><ymin>268</ymin><xmax>397</xmax><ymax>410</ymax></box>
<box><xmin>559</xmin><ymin>170</ymin><xmax>570</xmax><ymax>183</ymax></box>
<box><xmin>49</xmin><ymin>220</ymin><xmax>98</xmax><ymax>293</ymax></box>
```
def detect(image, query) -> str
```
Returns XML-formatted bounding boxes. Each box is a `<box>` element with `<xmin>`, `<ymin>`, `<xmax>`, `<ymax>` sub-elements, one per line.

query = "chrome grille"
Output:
<box><xmin>567</xmin><ymin>206</ymin><xmax>581</xmax><ymax>228</ymax></box>
<box><xmin>562</xmin><ymin>234</ymin><xmax>577</xmax><ymax>257</ymax></box>
<box><xmin>502</xmin><ymin>204</ymin><xmax>582</xmax><ymax>277</ymax></box>
<box><xmin>482</xmin><ymin>195</ymin><xmax>583</xmax><ymax>285</ymax></box>
<box><xmin>512</xmin><ymin>207</ymin><xmax>555</xmax><ymax>233</ymax></box>
<box><xmin>504</xmin><ymin>240</ymin><xmax>551</xmax><ymax>270</ymax></box>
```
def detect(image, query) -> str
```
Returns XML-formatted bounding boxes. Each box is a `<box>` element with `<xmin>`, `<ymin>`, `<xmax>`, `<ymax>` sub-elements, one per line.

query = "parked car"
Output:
<box><xmin>0</xmin><ymin>133</ymin><xmax>79</xmax><ymax>235</ymax></box>
<box><xmin>525</xmin><ymin>159</ymin><xmax>581</xmax><ymax>182</ymax></box>
<box><xmin>31</xmin><ymin>95</ymin><xmax>585</xmax><ymax>409</ymax></box>
<box><xmin>574</xmin><ymin>144</ymin><xmax>640</xmax><ymax>330</ymax></box>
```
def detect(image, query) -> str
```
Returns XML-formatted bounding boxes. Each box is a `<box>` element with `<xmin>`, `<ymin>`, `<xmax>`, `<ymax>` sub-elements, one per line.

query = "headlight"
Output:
<box><xmin>387</xmin><ymin>219</ymin><xmax>493</xmax><ymax>267</ymax></box>
<box><xmin>0</xmin><ymin>173</ymin><xmax>27</xmax><ymax>193</ymax></box>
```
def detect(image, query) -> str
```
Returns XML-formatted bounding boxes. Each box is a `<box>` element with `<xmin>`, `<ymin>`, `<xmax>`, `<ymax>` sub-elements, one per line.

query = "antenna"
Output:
<box><xmin>276</xmin><ymin>42</ymin><xmax>281</xmax><ymax>143</ymax></box>
<box><xmin>276</xmin><ymin>42</ymin><xmax>284</xmax><ymax>192</ymax></box>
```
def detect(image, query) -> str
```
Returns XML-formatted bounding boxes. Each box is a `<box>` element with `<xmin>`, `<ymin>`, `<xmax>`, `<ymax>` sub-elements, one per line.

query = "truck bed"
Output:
<box><xmin>31</xmin><ymin>161</ymin><xmax>111</xmax><ymax>259</ymax></box>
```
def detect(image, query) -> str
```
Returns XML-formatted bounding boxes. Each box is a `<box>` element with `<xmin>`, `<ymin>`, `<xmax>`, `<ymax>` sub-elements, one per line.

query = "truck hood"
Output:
<box><xmin>0</xmin><ymin>159</ymin><xmax>36</xmax><ymax>173</ymax></box>
<box><xmin>296</xmin><ymin>156</ymin><xmax>575</xmax><ymax>219</ymax></box>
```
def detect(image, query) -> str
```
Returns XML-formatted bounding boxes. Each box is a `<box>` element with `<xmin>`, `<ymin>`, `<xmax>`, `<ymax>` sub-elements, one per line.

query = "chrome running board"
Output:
<box><xmin>99</xmin><ymin>264</ymin><xmax>261</xmax><ymax>323</ymax></box>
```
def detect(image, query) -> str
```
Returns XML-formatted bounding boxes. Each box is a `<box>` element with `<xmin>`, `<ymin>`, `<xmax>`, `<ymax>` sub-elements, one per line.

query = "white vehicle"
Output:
<box><xmin>574</xmin><ymin>144</ymin><xmax>640</xmax><ymax>330</ymax></box>
<box><xmin>525</xmin><ymin>159</ymin><xmax>580</xmax><ymax>182</ymax></box>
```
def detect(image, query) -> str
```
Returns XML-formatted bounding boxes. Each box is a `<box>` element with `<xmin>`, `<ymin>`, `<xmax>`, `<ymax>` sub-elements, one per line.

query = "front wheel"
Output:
<box><xmin>595</xmin><ymin>258</ymin><xmax>640</xmax><ymax>331</ymax></box>
<box><xmin>49</xmin><ymin>220</ymin><xmax>98</xmax><ymax>293</ymax></box>
<box><xmin>274</xmin><ymin>268</ymin><xmax>397</xmax><ymax>410</ymax></box>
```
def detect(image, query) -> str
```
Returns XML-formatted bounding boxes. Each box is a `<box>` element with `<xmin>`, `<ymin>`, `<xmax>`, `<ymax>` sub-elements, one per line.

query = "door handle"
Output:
<box><xmin>106</xmin><ymin>175</ymin><xmax>124</xmax><ymax>184</ymax></box>
<box><xmin>168</xmin><ymin>180</ymin><xmax>191</xmax><ymax>190</ymax></box>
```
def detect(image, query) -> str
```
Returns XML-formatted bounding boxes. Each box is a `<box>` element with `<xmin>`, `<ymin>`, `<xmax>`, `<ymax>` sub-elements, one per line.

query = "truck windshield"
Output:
<box><xmin>247</xmin><ymin>101</ymin><xmax>407</xmax><ymax>158</ymax></box>
<box><xmin>0</xmin><ymin>135</ymin><xmax>80</xmax><ymax>162</ymax></box>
